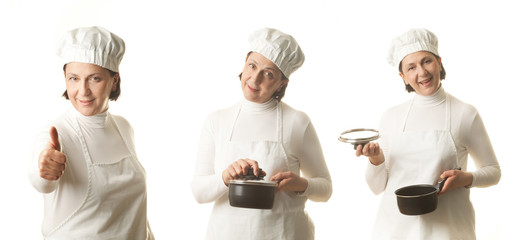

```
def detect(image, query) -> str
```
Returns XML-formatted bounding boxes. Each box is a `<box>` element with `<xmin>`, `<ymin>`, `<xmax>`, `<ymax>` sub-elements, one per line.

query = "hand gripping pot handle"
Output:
<box><xmin>435</xmin><ymin>167</ymin><xmax>461</xmax><ymax>193</ymax></box>
<box><xmin>436</xmin><ymin>177</ymin><xmax>448</xmax><ymax>193</ymax></box>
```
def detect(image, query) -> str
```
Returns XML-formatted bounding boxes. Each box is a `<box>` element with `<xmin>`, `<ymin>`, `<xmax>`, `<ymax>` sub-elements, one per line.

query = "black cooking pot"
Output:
<box><xmin>228</xmin><ymin>167</ymin><xmax>279</xmax><ymax>209</ymax></box>
<box><xmin>394</xmin><ymin>177</ymin><xmax>448</xmax><ymax>215</ymax></box>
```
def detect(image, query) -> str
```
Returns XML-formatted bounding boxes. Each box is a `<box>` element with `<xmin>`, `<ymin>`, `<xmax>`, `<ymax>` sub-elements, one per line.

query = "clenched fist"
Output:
<box><xmin>38</xmin><ymin>126</ymin><xmax>67</xmax><ymax>180</ymax></box>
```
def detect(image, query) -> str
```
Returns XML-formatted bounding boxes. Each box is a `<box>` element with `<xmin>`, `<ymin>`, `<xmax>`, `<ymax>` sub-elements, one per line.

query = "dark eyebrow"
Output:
<box><xmin>65</xmin><ymin>72</ymin><xmax>103</xmax><ymax>78</ymax></box>
<box><xmin>422</xmin><ymin>56</ymin><xmax>435</xmax><ymax>62</ymax></box>
<box><xmin>247</xmin><ymin>57</ymin><xmax>279</xmax><ymax>72</ymax></box>
<box><xmin>247</xmin><ymin>58</ymin><xmax>258</xmax><ymax>64</ymax></box>
<box><xmin>264</xmin><ymin>67</ymin><xmax>279</xmax><ymax>73</ymax></box>
<box><xmin>405</xmin><ymin>55</ymin><xmax>435</xmax><ymax>66</ymax></box>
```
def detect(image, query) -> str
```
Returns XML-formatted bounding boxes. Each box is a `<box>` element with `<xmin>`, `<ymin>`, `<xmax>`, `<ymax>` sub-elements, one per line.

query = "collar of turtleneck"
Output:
<box><xmin>241</xmin><ymin>98</ymin><xmax>278</xmax><ymax>113</ymax></box>
<box><xmin>70</xmin><ymin>107</ymin><xmax>108</xmax><ymax>128</ymax></box>
<box><xmin>413</xmin><ymin>87</ymin><xmax>446</xmax><ymax>107</ymax></box>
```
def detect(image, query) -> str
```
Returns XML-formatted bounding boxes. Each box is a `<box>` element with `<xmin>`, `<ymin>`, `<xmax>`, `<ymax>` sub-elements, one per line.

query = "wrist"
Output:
<box><xmin>369</xmin><ymin>157</ymin><xmax>384</xmax><ymax>166</ymax></box>
<box><xmin>295</xmin><ymin>177</ymin><xmax>308</xmax><ymax>193</ymax></box>
<box><xmin>221</xmin><ymin>170</ymin><xmax>229</xmax><ymax>186</ymax></box>
<box><xmin>464</xmin><ymin>172</ymin><xmax>474</xmax><ymax>188</ymax></box>
<box><xmin>300</xmin><ymin>177</ymin><xmax>309</xmax><ymax>191</ymax></box>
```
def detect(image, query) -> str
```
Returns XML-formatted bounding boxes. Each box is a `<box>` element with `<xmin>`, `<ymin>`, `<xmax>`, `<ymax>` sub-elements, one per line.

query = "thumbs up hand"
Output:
<box><xmin>38</xmin><ymin>127</ymin><xmax>67</xmax><ymax>180</ymax></box>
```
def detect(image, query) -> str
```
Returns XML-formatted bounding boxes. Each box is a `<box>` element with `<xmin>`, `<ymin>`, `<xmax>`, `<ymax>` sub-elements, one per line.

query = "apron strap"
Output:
<box><xmin>109</xmin><ymin>113</ymin><xmax>138</xmax><ymax>158</ymax></box>
<box><xmin>70</xmin><ymin>114</ymin><xmax>94</xmax><ymax>165</ymax></box>
<box><xmin>401</xmin><ymin>92</ymin><xmax>451</xmax><ymax>132</ymax></box>
<box><xmin>228</xmin><ymin>104</ymin><xmax>242</xmax><ymax>142</ymax></box>
<box><xmin>401</xmin><ymin>99</ymin><xmax>414</xmax><ymax>132</ymax></box>
<box><xmin>228</xmin><ymin>100</ymin><xmax>283</xmax><ymax>144</ymax></box>
<box><xmin>277</xmin><ymin>102</ymin><xmax>283</xmax><ymax>143</ymax></box>
<box><xmin>445</xmin><ymin>93</ymin><xmax>451</xmax><ymax>131</ymax></box>
<box><xmin>71</xmin><ymin>111</ymin><xmax>135</xmax><ymax>165</ymax></box>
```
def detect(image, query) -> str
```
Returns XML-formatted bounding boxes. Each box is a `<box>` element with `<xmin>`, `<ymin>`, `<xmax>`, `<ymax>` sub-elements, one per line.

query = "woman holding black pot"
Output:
<box><xmin>356</xmin><ymin>28</ymin><xmax>501</xmax><ymax>239</ymax></box>
<box><xmin>191</xmin><ymin>28</ymin><xmax>332</xmax><ymax>240</ymax></box>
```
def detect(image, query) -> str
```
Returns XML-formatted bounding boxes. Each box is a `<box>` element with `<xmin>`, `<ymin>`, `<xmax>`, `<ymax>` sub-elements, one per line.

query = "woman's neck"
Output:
<box><xmin>414</xmin><ymin>87</ymin><xmax>446</xmax><ymax>107</ymax></box>
<box><xmin>71</xmin><ymin>107</ymin><xmax>108</xmax><ymax>128</ymax></box>
<box><xmin>241</xmin><ymin>98</ymin><xmax>278</xmax><ymax>113</ymax></box>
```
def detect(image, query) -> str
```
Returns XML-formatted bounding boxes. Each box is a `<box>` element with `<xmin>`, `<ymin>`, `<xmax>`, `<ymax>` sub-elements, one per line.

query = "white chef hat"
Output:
<box><xmin>387</xmin><ymin>28</ymin><xmax>439</xmax><ymax>67</ymax></box>
<box><xmin>56</xmin><ymin>26</ymin><xmax>125</xmax><ymax>72</ymax></box>
<box><xmin>248</xmin><ymin>28</ymin><xmax>305</xmax><ymax>79</ymax></box>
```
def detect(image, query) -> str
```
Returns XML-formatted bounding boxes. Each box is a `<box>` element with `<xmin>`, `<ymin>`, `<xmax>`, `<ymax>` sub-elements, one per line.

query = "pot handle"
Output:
<box><xmin>353</xmin><ymin>141</ymin><xmax>369</xmax><ymax>150</ymax></box>
<box><xmin>244</xmin><ymin>167</ymin><xmax>264</xmax><ymax>180</ymax></box>
<box><xmin>436</xmin><ymin>177</ymin><xmax>448</xmax><ymax>193</ymax></box>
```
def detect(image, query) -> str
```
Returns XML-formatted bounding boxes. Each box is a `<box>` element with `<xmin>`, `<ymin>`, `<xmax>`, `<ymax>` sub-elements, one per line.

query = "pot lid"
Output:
<box><xmin>338</xmin><ymin>128</ymin><xmax>380</xmax><ymax>145</ymax></box>
<box><xmin>228</xmin><ymin>179</ymin><xmax>278</xmax><ymax>187</ymax></box>
<box><xmin>228</xmin><ymin>167</ymin><xmax>277</xmax><ymax>186</ymax></box>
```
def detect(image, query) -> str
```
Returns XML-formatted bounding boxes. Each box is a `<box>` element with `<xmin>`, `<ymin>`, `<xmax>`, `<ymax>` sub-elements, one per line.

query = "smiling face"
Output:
<box><xmin>399</xmin><ymin>51</ymin><xmax>443</xmax><ymax>96</ymax></box>
<box><xmin>64</xmin><ymin>62</ymin><xmax>119</xmax><ymax>116</ymax></box>
<box><xmin>240</xmin><ymin>52</ymin><xmax>288</xmax><ymax>103</ymax></box>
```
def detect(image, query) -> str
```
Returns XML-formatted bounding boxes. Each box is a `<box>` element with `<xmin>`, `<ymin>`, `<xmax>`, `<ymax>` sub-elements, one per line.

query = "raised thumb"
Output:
<box><xmin>49</xmin><ymin>126</ymin><xmax>61</xmax><ymax>151</ymax></box>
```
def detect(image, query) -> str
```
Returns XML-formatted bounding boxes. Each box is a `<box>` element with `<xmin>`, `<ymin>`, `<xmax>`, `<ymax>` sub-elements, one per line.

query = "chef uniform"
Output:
<box><xmin>191</xmin><ymin>28</ymin><xmax>332</xmax><ymax>240</ymax></box>
<box><xmin>28</xmin><ymin>26</ymin><xmax>154</xmax><ymax>240</ymax></box>
<box><xmin>366</xmin><ymin>28</ymin><xmax>501</xmax><ymax>240</ymax></box>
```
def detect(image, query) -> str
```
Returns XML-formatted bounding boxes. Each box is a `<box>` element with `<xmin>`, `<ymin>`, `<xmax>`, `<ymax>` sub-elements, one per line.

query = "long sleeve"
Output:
<box><xmin>28</xmin><ymin>126</ymin><xmax>60</xmax><ymax>193</ymax></box>
<box><xmin>365</xmin><ymin>134</ymin><xmax>389</xmax><ymax>195</ymax></box>
<box><xmin>365</xmin><ymin>162</ymin><xmax>388</xmax><ymax>195</ymax></box>
<box><xmin>191</xmin><ymin>115</ymin><xmax>229</xmax><ymax>204</ymax></box>
<box><xmin>296</xmin><ymin>121</ymin><xmax>332</xmax><ymax>202</ymax></box>
<box><xmin>365</xmin><ymin>105</ymin><xmax>399</xmax><ymax>195</ymax></box>
<box><xmin>460</xmin><ymin>109</ymin><xmax>501</xmax><ymax>187</ymax></box>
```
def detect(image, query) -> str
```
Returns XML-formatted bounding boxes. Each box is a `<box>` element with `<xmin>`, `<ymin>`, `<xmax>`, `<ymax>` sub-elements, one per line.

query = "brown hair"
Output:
<box><xmin>273</xmin><ymin>75</ymin><xmax>288</xmax><ymax>102</ymax></box>
<box><xmin>61</xmin><ymin>64</ymin><xmax>121</xmax><ymax>101</ymax></box>
<box><xmin>399</xmin><ymin>53</ymin><xmax>446</xmax><ymax>93</ymax></box>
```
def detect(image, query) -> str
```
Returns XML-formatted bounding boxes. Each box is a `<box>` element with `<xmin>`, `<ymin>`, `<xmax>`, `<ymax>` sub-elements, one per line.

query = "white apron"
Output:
<box><xmin>46</xmin><ymin>113</ymin><xmax>153</xmax><ymax>240</ymax></box>
<box><xmin>206</xmin><ymin>102</ymin><xmax>314</xmax><ymax>240</ymax></box>
<box><xmin>372</xmin><ymin>94</ymin><xmax>475</xmax><ymax>240</ymax></box>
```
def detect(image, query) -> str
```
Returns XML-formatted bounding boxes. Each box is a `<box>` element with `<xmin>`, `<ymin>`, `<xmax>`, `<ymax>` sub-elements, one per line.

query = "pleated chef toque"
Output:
<box><xmin>248</xmin><ymin>28</ymin><xmax>305</xmax><ymax>79</ymax></box>
<box><xmin>387</xmin><ymin>28</ymin><xmax>439</xmax><ymax>67</ymax></box>
<box><xmin>56</xmin><ymin>26</ymin><xmax>125</xmax><ymax>72</ymax></box>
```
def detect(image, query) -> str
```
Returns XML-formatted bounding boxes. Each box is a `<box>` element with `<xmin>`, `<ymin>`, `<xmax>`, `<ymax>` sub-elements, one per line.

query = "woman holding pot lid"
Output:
<box><xmin>28</xmin><ymin>26</ymin><xmax>154</xmax><ymax>239</ymax></box>
<box><xmin>356</xmin><ymin>28</ymin><xmax>501</xmax><ymax>239</ymax></box>
<box><xmin>191</xmin><ymin>28</ymin><xmax>332</xmax><ymax>239</ymax></box>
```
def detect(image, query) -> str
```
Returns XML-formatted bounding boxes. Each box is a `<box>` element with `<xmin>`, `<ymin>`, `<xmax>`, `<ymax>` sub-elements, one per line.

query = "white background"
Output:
<box><xmin>1</xmin><ymin>0</ymin><xmax>511</xmax><ymax>239</ymax></box>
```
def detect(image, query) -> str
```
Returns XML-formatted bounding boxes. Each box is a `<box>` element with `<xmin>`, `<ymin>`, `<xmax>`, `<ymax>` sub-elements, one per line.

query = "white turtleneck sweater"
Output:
<box><xmin>191</xmin><ymin>99</ymin><xmax>332</xmax><ymax>203</ymax></box>
<box><xmin>366</xmin><ymin>87</ymin><xmax>501</xmax><ymax>194</ymax></box>
<box><xmin>28</xmin><ymin>108</ymin><xmax>153</xmax><ymax>239</ymax></box>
